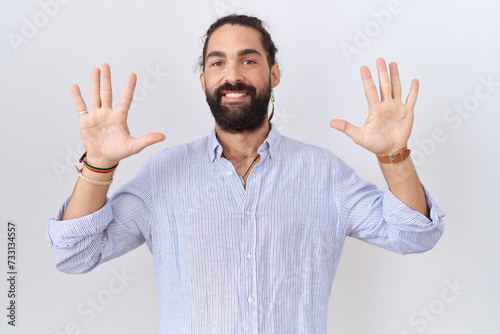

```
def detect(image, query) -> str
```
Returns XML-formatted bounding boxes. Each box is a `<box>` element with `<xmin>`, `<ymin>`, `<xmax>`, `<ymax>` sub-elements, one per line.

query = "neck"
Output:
<box><xmin>215</xmin><ymin>121</ymin><xmax>270</xmax><ymax>160</ymax></box>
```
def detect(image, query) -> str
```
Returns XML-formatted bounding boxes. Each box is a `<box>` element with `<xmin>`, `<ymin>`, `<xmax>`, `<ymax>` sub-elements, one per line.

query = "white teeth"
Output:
<box><xmin>225</xmin><ymin>93</ymin><xmax>247</xmax><ymax>98</ymax></box>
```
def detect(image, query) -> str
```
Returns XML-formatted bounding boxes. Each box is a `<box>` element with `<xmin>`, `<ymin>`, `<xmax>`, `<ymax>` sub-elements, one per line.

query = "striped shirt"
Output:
<box><xmin>46</xmin><ymin>125</ymin><xmax>445</xmax><ymax>334</ymax></box>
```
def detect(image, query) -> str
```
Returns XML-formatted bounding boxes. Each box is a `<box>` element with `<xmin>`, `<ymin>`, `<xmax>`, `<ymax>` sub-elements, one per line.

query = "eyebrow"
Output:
<box><xmin>206</xmin><ymin>49</ymin><xmax>263</xmax><ymax>60</ymax></box>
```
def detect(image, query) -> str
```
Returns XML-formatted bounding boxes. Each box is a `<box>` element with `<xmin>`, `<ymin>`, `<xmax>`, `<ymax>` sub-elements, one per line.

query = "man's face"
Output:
<box><xmin>200</xmin><ymin>24</ymin><xmax>280</xmax><ymax>133</ymax></box>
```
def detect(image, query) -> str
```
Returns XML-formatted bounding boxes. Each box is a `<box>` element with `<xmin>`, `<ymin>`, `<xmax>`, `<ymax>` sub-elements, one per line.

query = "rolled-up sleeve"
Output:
<box><xmin>336</xmin><ymin>156</ymin><xmax>445</xmax><ymax>255</ymax></box>
<box><xmin>46</xmin><ymin>161</ymin><xmax>153</xmax><ymax>274</ymax></box>
<box><xmin>381</xmin><ymin>185</ymin><xmax>445</xmax><ymax>254</ymax></box>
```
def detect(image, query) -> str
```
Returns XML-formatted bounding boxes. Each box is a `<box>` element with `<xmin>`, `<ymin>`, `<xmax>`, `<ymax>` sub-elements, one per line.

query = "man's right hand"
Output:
<box><xmin>71</xmin><ymin>63</ymin><xmax>165</xmax><ymax>168</ymax></box>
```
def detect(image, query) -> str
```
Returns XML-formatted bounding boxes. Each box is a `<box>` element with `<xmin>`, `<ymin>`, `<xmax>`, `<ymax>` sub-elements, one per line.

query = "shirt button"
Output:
<box><xmin>246</xmin><ymin>254</ymin><xmax>252</xmax><ymax>259</ymax></box>
<box><xmin>246</xmin><ymin>210</ymin><xmax>251</xmax><ymax>216</ymax></box>
<box><xmin>227</xmin><ymin>171</ymin><xmax>233</xmax><ymax>176</ymax></box>
<box><xmin>271</xmin><ymin>150</ymin><xmax>274</xmax><ymax>155</ymax></box>
<box><xmin>248</xmin><ymin>297</ymin><xmax>253</xmax><ymax>304</ymax></box>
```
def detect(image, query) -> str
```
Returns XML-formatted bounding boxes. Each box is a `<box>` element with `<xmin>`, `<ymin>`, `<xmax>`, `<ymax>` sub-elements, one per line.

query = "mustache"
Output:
<box><xmin>215</xmin><ymin>82</ymin><xmax>257</xmax><ymax>97</ymax></box>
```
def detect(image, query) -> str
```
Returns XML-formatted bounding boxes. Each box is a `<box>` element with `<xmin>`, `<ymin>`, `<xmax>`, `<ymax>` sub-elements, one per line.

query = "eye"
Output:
<box><xmin>211</xmin><ymin>61</ymin><xmax>223</xmax><ymax>67</ymax></box>
<box><xmin>243</xmin><ymin>59</ymin><xmax>256</xmax><ymax>65</ymax></box>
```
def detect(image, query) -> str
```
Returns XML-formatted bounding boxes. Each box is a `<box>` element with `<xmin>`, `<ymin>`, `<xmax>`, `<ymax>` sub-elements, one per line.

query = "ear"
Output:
<box><xmin>270</xmin><ymin>63</ymin><xmax>281</xmax><ymax>89</ymax></box>
<box><xmin>199</xmin><ymin>72</ymin><xmax>206</xmax><ymax>93</ymax></box>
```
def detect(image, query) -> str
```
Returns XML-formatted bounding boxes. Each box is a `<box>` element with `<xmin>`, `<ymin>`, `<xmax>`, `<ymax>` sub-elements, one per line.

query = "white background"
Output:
<box><xmin>1</xmin><ymin>0</ymin><xmax>499</xmax><ymax>333</ymax></box>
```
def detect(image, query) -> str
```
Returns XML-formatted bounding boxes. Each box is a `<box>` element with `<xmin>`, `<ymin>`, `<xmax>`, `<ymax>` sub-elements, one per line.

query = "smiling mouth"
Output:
<box><xmin>224</xmin><ymin>92</ymin><xmax>248</xmax><ymax>97</ymax></box>
<box><xmin>222</xmin><ymin>91</ymin><xmax>249</xmax><ymax>102</ymax></box>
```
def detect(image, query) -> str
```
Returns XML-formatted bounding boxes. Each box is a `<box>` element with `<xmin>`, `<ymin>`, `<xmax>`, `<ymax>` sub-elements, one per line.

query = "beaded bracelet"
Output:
<box><xmin>79</xmin><ymin>151</ymin><xmax>118</xmax><ymax>173</ymax></box>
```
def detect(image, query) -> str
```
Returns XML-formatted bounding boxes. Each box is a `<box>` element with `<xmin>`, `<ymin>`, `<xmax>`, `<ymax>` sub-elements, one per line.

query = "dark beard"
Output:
<box><xmin>205</xmin><ymin>81</ymin><xmax>271</xmax><ymax>134</ymax></box>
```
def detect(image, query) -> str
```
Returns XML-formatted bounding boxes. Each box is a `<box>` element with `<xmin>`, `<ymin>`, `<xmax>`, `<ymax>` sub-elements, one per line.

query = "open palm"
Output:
<box><xmin>71</xmin><ymin>64</ymin><xmax>165</xmax><ymax>167</ymax></box>
<box><xmin>330</xmin><ymin>58</ymin><xmax>418</xmax><ymax>155</ymax></box>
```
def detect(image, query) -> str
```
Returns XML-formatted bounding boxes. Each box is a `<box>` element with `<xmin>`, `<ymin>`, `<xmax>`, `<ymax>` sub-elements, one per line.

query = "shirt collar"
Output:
<box><xmin>208</xmin><ymin>122</ymin><xmax>283</xmax><ymax>162</ymax></box>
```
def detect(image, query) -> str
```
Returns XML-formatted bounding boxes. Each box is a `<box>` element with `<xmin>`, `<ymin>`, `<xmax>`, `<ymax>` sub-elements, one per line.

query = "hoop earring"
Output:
<box><xmin>269</xmin><ymin>92</ymin><xmax>275</xmax><ymax>121</ymax></box>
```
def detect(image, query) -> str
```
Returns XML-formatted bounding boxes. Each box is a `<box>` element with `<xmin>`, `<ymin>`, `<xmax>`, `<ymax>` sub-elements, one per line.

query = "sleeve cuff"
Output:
<box><xmin>382</xmin><ymin>184</ymin><xmax>446</xmax><ymax>232</ymax></box>
<box><xmin>45</xmin><ymin>197</ymin><xmax>114</xmax><ymax>248</ymax></box>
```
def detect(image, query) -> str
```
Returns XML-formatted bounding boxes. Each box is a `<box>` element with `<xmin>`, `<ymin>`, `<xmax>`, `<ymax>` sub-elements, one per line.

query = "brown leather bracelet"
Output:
<box><xmin>376</xmin><ymin>148</ymin><xmax>411</xmax><ymax>164</ymax></box>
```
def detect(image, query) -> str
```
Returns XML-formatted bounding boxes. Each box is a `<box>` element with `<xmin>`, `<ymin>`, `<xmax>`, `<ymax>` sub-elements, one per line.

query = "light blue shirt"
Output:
<box><xmin>46</xmin><ymin>125</ymin><xmax>445</xmax><ymax>334</ymax></box>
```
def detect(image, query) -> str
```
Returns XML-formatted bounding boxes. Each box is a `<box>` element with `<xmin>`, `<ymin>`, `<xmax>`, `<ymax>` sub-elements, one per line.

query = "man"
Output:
<box><xmin>47</xmin><ymin>14</ymin><xmax>445</xmax><ymax>334</ymax></box>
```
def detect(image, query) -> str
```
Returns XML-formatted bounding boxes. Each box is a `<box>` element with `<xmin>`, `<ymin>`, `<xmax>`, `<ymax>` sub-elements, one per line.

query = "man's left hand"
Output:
<box><xmin>330</xmin><ymin>58</ymin><xmax>419</xmax><ymax>155</ymax></box>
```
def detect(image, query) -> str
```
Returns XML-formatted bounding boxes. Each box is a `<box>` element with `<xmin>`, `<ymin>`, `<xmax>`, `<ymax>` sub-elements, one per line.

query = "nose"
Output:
<box><xmin>224</xmin><ymin>62</ymin><xmax>243</xmax><ymax>85</ymax></box>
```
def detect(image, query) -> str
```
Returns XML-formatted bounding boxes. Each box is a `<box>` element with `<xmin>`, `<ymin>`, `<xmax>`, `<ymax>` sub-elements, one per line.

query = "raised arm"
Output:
<box><xmin>330</xmin><ymin>58</ymin><xmax>429</xmax><ymax>219</ymax></box>
<box><xmin>63</xmin><ymin>63</ymin><xmax>165</xmax><ymax>220</ymax></box>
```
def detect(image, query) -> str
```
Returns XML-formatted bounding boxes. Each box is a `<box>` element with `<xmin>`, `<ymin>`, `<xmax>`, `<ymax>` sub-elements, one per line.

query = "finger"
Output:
<box><xmin>100</xmin><ymin>63</ymin><xmax>113</xmax><ymax>108</ymax></box>
<box><xmin>405</xmin><ymin>79</ymin><xmax>419</xmax><ymax>108</ymax></box>
<box><xmin>389</xmin><ymin>62</ymin><xmax>402</xmax><ymax>101</ymax></box>
<box><xmin>360</xmin><ymin>66</ymin><xmax>379</xmax><ymax>106</ymax></box>
<box><xmin>117</xmin><ymin>73</ymin><xmax>137</xmax><ymax>114</ymax></box>
<box><xmin>329</xmin><ymin>119</ymin><xmax>362</xmax><ymax>145</ymax></box>
<box><xmin>71</xmin><ymin>84</ymin><xmax>88</xmax><ymax>114</ymax></box>
<box><xmin>90</xmin><ymin>68</ymin><xmax>101</xmax><ymax>109</ymax></box>
<box><xmin>129</xmin><ymin>133</ymin><xmax>166</xmax><ymax>155</ymax></box>
<box><xmin>376</xmin><ymin>58</ymin><xmax>392</xmax><ymax>101</ymax></box>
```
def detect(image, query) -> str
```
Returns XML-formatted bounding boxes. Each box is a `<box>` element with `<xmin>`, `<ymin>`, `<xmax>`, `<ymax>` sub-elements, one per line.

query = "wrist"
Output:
<box><xmin>79</xmin><ymin>151</ymin><xmax>119</xmax><ymax>170</ymax></box>
<box><xmin>376</xmin><ymin>147</ymin><xmax>411</xmax><ymax>164</ymax></box>
<box><xmin>80</xmin><ymin>167</ymin><xmax>114</xmax><ymax>181</ymax></box>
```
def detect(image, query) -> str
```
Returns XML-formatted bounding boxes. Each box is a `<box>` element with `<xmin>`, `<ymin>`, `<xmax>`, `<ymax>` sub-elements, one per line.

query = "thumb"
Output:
<box><xmin>329</xmin><ymin>119</ymin><xmax>362</xmax><ymax>144</ymax></box>
<box><xmin>130</xmin><ymin>132</ymin><xmax>166</xmax><ymax>155</ymax></box>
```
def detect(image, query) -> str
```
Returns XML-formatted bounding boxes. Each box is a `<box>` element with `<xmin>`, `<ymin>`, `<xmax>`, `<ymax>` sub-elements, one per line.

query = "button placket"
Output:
<box><xmin>242</xmin><ymin>164</ymin><xmax>261</xmax><ymax>334</ymax></box>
